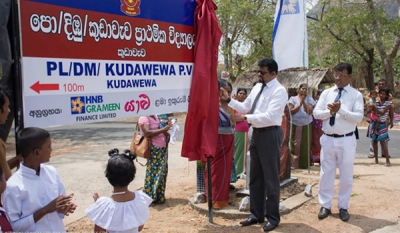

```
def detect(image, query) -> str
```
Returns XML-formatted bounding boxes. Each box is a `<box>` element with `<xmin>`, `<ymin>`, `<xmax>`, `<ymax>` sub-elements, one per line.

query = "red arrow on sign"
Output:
<box><xmin>30</xmin><ymin>81</ymin><xmax>59</xmax><ymax>94</ymax></box>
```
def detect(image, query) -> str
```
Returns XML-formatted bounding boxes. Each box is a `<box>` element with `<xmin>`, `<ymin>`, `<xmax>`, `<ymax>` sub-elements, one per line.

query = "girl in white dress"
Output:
<box><xmin>85</xmin><ymin>149</ymin><xmax>152</xmax><ymax>233</ymax></box>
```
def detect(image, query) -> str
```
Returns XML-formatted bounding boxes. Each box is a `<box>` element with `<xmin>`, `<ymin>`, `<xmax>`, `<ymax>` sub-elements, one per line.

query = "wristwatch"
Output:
<box><xmin>244</xmin><ymin>116</ymin><xmax>247</xmax><ymax>121</ymax></box>
<box><xmin>226</xmin><ymin>97</ymin><xmax>231</xmax><ymax>103</ymax></box>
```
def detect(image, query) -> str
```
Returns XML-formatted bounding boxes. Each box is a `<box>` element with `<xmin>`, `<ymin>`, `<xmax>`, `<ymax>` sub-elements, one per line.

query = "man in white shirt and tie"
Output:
<box><xmin>220</xmin><ymin>58</ymin><xmax>287</xmax><ymax>232</ymax></box>
<box><xmin>313</xmin><ymin>63</ymin><xmax>364</xmax><ymax>222</ymax></box>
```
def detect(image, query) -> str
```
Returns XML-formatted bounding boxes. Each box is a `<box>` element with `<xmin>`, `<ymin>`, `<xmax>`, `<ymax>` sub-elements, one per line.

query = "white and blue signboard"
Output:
<box><xmin>19</xmin><ymin>0</ymin><xmax>195</xmax><ymax>127</ymax></box>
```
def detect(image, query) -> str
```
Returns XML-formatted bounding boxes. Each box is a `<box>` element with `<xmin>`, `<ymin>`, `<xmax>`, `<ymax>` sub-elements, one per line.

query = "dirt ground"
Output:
<box><xmin>64</xmin><ymin>159</ymin><xmax>400</xmax><ymax>233</ymax></box>
<box><xmin>5</xmin><ymin>113</ymin><xmax>399</xmax><ymax>233</ymax></box>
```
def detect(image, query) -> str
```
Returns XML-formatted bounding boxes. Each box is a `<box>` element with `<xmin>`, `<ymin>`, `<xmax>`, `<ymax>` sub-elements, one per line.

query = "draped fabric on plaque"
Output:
<box><xmin>181</xmin><ymin>0</ymin><xmax>222</xmax><ymax>162</ymax></box>
<box><xmin>272</xmin><ymin>0</ymin><xmax>308</xmax><ymax>71</ymax></box>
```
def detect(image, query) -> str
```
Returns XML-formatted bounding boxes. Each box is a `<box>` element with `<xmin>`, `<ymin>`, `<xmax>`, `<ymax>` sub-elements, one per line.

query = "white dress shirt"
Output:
<box><xmin>313</xmin><ymin>85</ymin><xmax>364</xmax><ymax>135</ymax></box>
<box><xmin>229</xmin><ymin>78</ymin><xmax>288</xmax><ymax>128</ymax></box>
<box><xmin>2</xmin><ymin>163</ymin><xmax>66</xmax><ymax>232</ymax></box>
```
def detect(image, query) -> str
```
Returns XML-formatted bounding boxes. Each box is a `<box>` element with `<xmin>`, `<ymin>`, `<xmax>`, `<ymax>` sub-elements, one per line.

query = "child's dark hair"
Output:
<box><xmin>218</xmin><ymin>79</ymin><xmax>232</xmax><ymax>90</ymax></box>
<box><xmin>378</xmin><ymin>88</ymin><xmax>390</xmax><ymax>101</ymax></box>
<box><xmin>105</xmin><ymin>149</ymin><xmax>137</xmax><ymax>187</ymax></box>
<box><xmin>370</xmin><ymin>90</ymin><xmax>377</xmax><ymax>96</ymax></box>
<box><xmin>236</xmin><ymin>88</ymin><xmax>247</xmax><ymax>95</ymax></box>
<box><xmin>17</xmin><ymin>127</ymin><xmax>50</xmax><ymax>158</ymax></box>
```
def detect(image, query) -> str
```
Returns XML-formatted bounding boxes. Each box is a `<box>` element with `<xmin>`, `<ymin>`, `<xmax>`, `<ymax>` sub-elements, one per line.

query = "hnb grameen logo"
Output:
<box><xmin>71</xmin><ymin>96</ymin><xmax>121</xmax><ymax>115</ymax></box>
<box><xmin>71</xmin><ymin>96</ymin><xmax>86</xmax><ymax>114</ymax></box>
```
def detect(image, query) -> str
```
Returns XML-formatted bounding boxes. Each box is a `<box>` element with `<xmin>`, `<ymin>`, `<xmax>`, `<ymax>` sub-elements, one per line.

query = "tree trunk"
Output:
<box><xmin>223</xmin><ymin>54</ymin><xmax>229</xmax><ymax>75</ymax></box>
<box><xmin>382</xmin><ymin>58</ymin><xmax>395</xmax><ymax>92</ymax></box>
<box><xmin>361</xmin><ymin>48</ymin><xmax>375</xmax><ymax>91</ymax></box>
<box><xmin>365</xmin><ymin>63</ymin><xmax>375</xmax><ymax>91</ymax></box>
<box><xmin>223</xmin><ymin>35</ymin><xmax>229</xmax><ymax>73</ymax></box>
<box><xmin>228</xmin><ymin>42</ymin><xmax>233</xmax><ymax>75</ymax></box>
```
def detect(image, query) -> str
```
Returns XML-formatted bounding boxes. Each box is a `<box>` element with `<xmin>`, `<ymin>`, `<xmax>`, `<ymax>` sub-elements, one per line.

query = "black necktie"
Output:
<box><xmin>329</xmin><ymin>88</ymin><xmax>344</xmax><ymax>126</ymax></box>
<box><xmin>249</xmin><ymin>83</ymin><xmax>266</xmax><ymax>114</ymax></box>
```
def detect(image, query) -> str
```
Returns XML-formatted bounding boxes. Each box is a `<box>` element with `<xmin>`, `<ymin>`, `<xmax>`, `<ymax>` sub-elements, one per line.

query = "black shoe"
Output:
<box><xmin>318</xmin><ymin>207</ymin><xmax>331</xmax><ymax>220</ymax></box>
<box><xmin>339</xmin><ymin>209</ymin><xmax>350</xmax><ymax>221</ymax></box>
<box><xmin>240</xmin><ymin>217</ymin><xmax>264</xmax><ymax>226</ymax></box>
<box><xmin>263</xmin><ymin>222</ymin><xmax>277</xmax><ymax>232</ymax></box>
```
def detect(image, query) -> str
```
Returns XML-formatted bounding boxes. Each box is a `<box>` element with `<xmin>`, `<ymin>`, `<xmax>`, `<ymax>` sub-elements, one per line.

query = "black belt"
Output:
<box><xmin>253</xmin><ymin>126</ymin><xmax>279</xmax><ymax>133</ymax></box>
<box><xmin>325</xmin><ymin>132</ymin><xmax>354</xmax><ymax>138</ymax></box>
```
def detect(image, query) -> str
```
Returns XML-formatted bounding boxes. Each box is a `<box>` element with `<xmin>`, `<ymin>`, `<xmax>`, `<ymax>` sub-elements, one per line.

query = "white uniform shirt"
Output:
<box><xmin>229</xmin><ymin>78</ymin><xmax>288</xmax><ymax>128</ymax></box>
<box><xmin>313</xmin><ymin>85</ymin><xmax>364</xmax><ymax>135</ymax></box>
<box><xmin>2</xmin><ymin>163</ymin><xmax>66</xmax><ymax>232</ymax></box>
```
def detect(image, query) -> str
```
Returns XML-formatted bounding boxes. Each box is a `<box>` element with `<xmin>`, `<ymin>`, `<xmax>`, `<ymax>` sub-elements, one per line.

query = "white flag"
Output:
<box><xmin>272</xmin><ymin>0</ymin><xmax>308</xmax><ymax>71</ymax></box>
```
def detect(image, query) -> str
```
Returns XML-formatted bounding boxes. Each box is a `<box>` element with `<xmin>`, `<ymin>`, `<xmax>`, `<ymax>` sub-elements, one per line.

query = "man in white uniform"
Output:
<box><xmin>313</xmin><ymin>63</ymin><xmax>364</xmax><ymax>221</ymax></box>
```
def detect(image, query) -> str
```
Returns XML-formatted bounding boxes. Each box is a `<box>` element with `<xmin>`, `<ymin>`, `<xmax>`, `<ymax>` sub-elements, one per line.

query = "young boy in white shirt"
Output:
<box><xmin>2</xmin><ymin>127</ymin><xmax>77</xmax><ymax>232</ymax></box>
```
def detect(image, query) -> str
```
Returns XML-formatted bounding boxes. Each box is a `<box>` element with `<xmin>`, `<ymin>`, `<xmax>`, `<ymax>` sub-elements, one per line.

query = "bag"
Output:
<box><xmin>130</xmin><ymin>123</ymin><xmax>151</xmax><ymax>160</ymax></box>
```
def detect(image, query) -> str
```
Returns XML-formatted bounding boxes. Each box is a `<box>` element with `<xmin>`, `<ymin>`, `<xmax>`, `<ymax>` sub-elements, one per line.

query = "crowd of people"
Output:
<box><xmin>0</xmin><ymin>58</ymin><xmax>396</xmax><ymax>232</ymax></box>
<box><xmin>198</xmin><ymin>60</ymin><xmax>395</xmax><ymax>231</ymax></box>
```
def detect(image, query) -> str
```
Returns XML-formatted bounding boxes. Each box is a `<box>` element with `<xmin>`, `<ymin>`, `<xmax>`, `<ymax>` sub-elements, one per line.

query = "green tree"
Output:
<box><xmin>215</xmin><ymin>0</ymin><xmax>274</xmax><ymax>82</ymax></box>
<box><xmin>308</xmin><ymin>1</ymin><xmax>374</xmax><ymax>90</ymax></box>
<box><xmin>366</xmin><ymin>0</ymin><xmax>400</xmax><ymax>92</ymax></box>
<box><xmin>308</xmin><ymin>0</ymin><xmax>400</xmax><ymax>91</ymax></box>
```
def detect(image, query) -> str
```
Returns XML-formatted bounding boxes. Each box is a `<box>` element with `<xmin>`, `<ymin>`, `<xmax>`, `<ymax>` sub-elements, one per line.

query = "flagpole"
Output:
<box><xmin>207</xmin><ymin>157</ymin><xmax>213</xmax><ymax>223</ymax></box>
<box><xmin>307</xmin><ymin>74</ymin><xmax>310</xmax><ymax>174</ymax></box>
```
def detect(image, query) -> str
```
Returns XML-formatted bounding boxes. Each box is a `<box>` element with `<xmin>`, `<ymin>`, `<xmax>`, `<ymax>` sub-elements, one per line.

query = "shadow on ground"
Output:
<box><xmin>150</xmin><ymin>198</ymin><xmax>189</xmax><ymax>211</ymax></box>
<box><xmin>198</xmin><ymin>222</ymin><xmax>321</xmax><ymax>233</ymax></box>
<box><xmin>197</xmin><ymin>222</ymin><xmax>255</xmax><ymax>233</ymax></box>
<box><xmin>274</xmin><ymin>223</ymin><xmax>321</xmax><ymax>233</ymax></box>
<box><xmin>354</xmin><ymin>161</ymin><xmax>400</xmax><ymax>167</ymax></box>
<box><xmin>345</xmin><ymin>214</ymin><xmax>395</xmax><ymax>232</ymax></box>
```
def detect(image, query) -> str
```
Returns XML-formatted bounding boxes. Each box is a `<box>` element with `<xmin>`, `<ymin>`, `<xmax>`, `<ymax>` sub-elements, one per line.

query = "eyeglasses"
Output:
<box><xmin>333</xmin><ymin>73</ymin><xmax>348</xmax><ymax>78</ymax></box>
<box><xmin>255</xmin><ymin>70</ymin><xmax>270</xmax><ymax>75</ymax></box>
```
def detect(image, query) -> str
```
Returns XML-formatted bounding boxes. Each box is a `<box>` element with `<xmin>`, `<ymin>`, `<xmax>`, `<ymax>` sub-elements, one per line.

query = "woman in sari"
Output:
<box><xmin>139</xmin><ymin>115</ymin><xmax>172</xmax><ymax>204</ymax></box>
<box><xmin>288</xmin><ymin>84</ymin><xmax>315</xmax><ymax>169</ymax></box>
<box><xmin>205</xmin><ymin>79</ymin><xmax>234</xmax><ymax>209</ymax></box>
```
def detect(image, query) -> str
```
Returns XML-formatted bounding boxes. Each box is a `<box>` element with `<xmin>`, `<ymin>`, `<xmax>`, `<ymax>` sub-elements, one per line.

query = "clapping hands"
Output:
<box><xmin>299</xmin><ymin>94</ymin><xmax>306</xmax><ymax>103</ymax></box>
<box><xmin>327</xmin><ymin>100</ymin><xmax>341</xmax><ymax>114</ymax></box>
<box><xmin>46</xmin><ymin>193</ymin><xmax>77</xmax><ymax>216</ymax></box>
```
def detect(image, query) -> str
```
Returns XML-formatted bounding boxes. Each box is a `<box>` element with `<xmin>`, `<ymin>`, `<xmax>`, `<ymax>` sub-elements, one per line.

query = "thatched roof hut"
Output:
<box><xmin>233</xmin><ymin>68</ymin><xmax>335</xmax><ymax>91</ymax></box>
